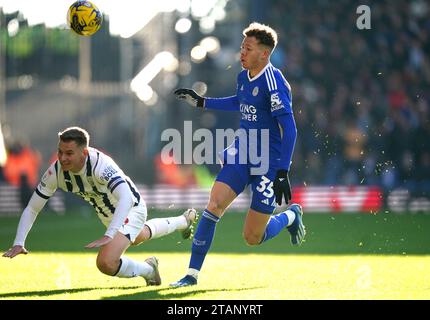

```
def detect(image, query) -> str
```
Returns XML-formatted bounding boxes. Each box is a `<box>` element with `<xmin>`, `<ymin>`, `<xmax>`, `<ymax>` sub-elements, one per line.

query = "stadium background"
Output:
<box><xmin>0</xmin><ymin>0</ymin><xmax>429</xmax><ymax>214</ymax></box>
<box><xmin>1</xmin><ymin>0</ymin><xmax>430</xmax><ymax>301</ymax></box>
<box><xmin>0</xmin><ymin>1</ymin><xmax>429</xmax><ymax>247</ymax></box>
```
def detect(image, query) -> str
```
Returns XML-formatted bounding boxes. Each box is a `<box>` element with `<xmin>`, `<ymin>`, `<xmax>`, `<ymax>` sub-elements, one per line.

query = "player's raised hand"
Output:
<box><xmin>273</xmin><ymin>169</ymin><xmax>292</xmax><ymax>206</ymax></box>
<box><xmin>85</xmin><ymin>235</ymin><xmax>112</xmax><ymax>249</ymax></box>
<box><xmin>174</xmin><ymin>88</ymin><xmax>205</xmax><ymax>108</ymax></box>
<box><xmin>2</xmin><ymin>245</ymin><xmax>29</xmax><ymax>258</ymax></box>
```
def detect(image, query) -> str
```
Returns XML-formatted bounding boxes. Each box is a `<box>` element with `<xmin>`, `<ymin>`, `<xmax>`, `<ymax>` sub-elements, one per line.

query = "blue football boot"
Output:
<box><xmin>169</xmin><ymin>274</ymin><xmax>198</xmax><ymax>288</ymax></box>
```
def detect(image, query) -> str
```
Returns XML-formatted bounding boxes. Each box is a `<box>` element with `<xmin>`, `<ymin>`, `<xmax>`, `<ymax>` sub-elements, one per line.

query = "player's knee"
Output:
<box><xmin>96</xmin><ymin>255</ymin><xmax>119</xmax><ymax>276</ymax></box>
<box><xmin>243</xmin><ymin>231</ymin><xmax>262</xmax><ymax>246</ymax></box>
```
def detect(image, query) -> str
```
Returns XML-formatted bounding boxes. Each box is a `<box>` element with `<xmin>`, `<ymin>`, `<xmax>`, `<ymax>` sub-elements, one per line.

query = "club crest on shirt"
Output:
<box><xmin>270</xmin><ymin>92</ymin><xmax>284</xmax><ymax>112</ymax></box>
<box><xmin>252</xmin><ymin>86</ymin><xmax>259</xmax><ymax>96</ymax></box>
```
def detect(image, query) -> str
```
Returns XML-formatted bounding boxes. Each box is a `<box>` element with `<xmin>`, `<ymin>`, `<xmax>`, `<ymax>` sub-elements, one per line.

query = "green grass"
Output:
<box><xmin>1</xmin><ymin>253</ymin><xmax>430</xmax><ymax>300</ymax></box>
<box><xmin>1</xmin><ymin>210</ymin><xmax>429</xmax><ymax>254</ymax></box>
<box><xmin>1</xmin><ymin>210</ymin><xmax>430</xmax><ymax>299</ymax></box>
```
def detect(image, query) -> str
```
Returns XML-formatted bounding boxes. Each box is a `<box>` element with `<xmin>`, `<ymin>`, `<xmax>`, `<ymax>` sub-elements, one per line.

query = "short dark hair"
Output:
<box><xmin>58</xmin><ymin>126</ymin><xmax>90</xmax><ymax>148</ymax></box>
<box><xmin>243</xmin><ymin>22</ymin><xmax>278</xmax><ymax>51</ymax></box>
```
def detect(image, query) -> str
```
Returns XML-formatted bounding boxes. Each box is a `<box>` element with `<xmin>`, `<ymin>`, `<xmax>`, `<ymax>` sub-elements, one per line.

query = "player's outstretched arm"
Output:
<box><xmin>174</xmin><ymin>88</ymin><xmax>205</xmax><ymax>108</ymax></box>
<box><xmin>2</xmin><ymin>245</ymin><xmax>28</xmax><ymax>258</ymax></box>
<box><xmin>174</xmin><ymin>88</ymin><xmax>240</xmax><ymax>111</ymax></box>
<box><xmin>3</xmin><ymin>170</ymin><xmax>56</xmax><ymax>259</ymax></box>
<box><xmin>85</xmin><ymin>171</ymin><xmax>133</xmax><ymax>249</ymax></box>
<box><xmin>273</xmin><ymin>113</ymin><xmax>297</xmax><ymax>206</ymax></box>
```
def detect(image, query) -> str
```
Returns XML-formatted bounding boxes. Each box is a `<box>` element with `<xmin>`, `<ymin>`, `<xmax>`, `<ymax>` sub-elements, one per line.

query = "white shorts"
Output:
<box><xmin>100</xmin><ymin>202</ymin><xmax>148</xmax><ymax>243</ymax></box>
<box><xmin>119</xmin><ymin>203</ymin><xmax>148</xmax><ymax>242</ymax></box>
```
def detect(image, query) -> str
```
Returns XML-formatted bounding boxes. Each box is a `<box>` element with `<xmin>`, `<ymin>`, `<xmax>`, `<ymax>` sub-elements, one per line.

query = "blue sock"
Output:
<box><xmin>260</xmin><ymin>212</ymin><xmax>289</xmax><ymax>243</ymax></box>
<box><xmin>189</xmin><ymin>209</ymin><xmax>220</xmax><ymax>271</ymax></box>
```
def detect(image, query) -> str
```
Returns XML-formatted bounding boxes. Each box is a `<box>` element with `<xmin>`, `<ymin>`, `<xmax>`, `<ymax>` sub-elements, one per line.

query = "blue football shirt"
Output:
<box><xmin>236</xmin><ymin>63</ymin><xmax>292</xmax><ymax>165</ymax></box>
<box><xmin>206</xmin><ymin>63</ymin><xmax>293</xmax><ymax>171</ymax></box>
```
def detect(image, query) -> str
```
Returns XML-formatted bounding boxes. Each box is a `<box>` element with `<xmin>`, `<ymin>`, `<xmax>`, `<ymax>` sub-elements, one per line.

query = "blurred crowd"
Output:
<box><xmin>0</xmin><ymin>140</ymin><xmax>41</xmax><ymax>207</ymax></box>
<box><xmin>1</xmin><ymin>1</ymin><xmax>429</xmax><ymax>199</ymax></box>
<box><xmin>255</xmin><ymin>0</ymin><xmax>430</xmax><ymax>196</ymax></box>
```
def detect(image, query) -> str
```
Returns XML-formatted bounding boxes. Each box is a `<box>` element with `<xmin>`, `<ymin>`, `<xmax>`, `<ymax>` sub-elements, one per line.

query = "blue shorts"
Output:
<box><xmin>215</xmin><ymin>163</ymin><xmax>277</xmax><ymax>214</ymax></box>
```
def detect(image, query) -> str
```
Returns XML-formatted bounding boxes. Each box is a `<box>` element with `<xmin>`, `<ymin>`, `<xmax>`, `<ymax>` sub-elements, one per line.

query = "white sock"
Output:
<box><xmin>115</xmin><ymin>256</ymin><xmax>153</xmax><ymax>278</ymax></box>
<box><xmin>145</xmin><ymin>216</ymin><xmax>188</xmax><ymax>239</ymax></box>
<box><xmin>187</xmin><ymin>268</ymin><xmax>199</xmax><ymax>279</ymax></box>
<box><xmin>285</xmin><ymin>210</ymin><xmax>296</xmax><ymax>227</ymax></box>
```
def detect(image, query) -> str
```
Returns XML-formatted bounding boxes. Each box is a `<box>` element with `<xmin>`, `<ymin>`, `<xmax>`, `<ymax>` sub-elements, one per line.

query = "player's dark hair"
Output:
<box><xmin>58</xmin><ymin>126</ymin><xmax>90</xmax><ymax>148</ymax></box>
<box><xmin>243</xmin><ymin>22</ymin><xmax>278</xmax><ymax>51</ymax></box>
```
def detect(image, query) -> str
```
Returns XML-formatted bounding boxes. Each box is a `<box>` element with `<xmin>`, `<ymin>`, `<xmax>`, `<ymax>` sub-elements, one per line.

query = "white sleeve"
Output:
<box><xmin>93</xmin><ymin>153</ymin><xmax>122</xmax><ymax>186</ymax></box>
<box><xmin>13</xmin><ymin>192</ymin><xmax>49</xmax><ymax>246</ymax></box>
<box><xmin>36</xmin><ymin>163</ymin><xmax>59</xmax><ymax>198</ymax></box>
<box><xmin>13</xmin><ymin>164</ymin><xmax>58</xmax><ymax>246</ymax></box>
<box><xmin>104</xmin><ymin>182</ymin><xmax>134</xmax><ymax>239</ymax></box>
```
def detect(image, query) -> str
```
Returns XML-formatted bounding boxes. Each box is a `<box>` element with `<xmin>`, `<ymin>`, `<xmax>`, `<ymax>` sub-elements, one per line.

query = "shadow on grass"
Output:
<box><xmin>0</xmin><ymin>285</ymin><xmax>263</xmax><ymax>300</ymax></box>
<box><xmin>0</xmin><ymin>286</ymin><xmax>141</xmax><ymax>299</ymax></box>
<box><xmin>102</xmin><ymin>286</ymin><xmax>264</xmax><ymax>300</ymax></box>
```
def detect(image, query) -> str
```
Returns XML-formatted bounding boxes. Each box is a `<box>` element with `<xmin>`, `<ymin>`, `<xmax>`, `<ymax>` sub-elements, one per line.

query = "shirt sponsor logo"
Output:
<box><xmin>270</xmin><ymin>92</ymin><xmax>284</xmax><ymax>112</ymax></box>
<box><xmin>240</xmin><ymin>103</ymin><xmax>258</xmax><ymax>122</ymax></box>
<box><xmin>101</xmin><ymin>165</ymin><xmax>118</xmax><ymax>182</ymax></box>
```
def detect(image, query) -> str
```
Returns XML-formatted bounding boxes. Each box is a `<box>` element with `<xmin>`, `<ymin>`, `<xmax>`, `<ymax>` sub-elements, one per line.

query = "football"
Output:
<box><xmin>67</xmin><ymin>1</ymin><xmax>103</xmax><ymax>36</ymax></box>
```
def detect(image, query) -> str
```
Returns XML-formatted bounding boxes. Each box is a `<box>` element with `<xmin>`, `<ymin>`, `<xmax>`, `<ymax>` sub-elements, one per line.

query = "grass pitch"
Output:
<box><xmin>1</xmin><ymin>210</ymin><xmax>430</xmax><ymax>300</ymax></box>
<box><xmin>1</xmin><ymin>253</ymin><xmax>430</xmax><ymax>300</ymax></box>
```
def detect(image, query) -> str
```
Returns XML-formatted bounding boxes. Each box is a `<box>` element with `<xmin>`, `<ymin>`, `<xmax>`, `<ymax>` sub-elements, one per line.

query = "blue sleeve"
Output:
<box><xmin>276</xmin><ymin>113</ymin><xmax>297</xmax><ymax>171</ymax></box>
<box><xmin>269</xmin><ymin>70</ymin><xmax>292</xmax><ymax>117</ymax></box>
<box><xmin>270</xmin><ymin>88</ymin><xmax>292</xmax><ymax>117</ymax></box>
<box><xmin>205</xmin><ymin>96</ymin><xmax>240</xmax><ymax>111</ymax></box>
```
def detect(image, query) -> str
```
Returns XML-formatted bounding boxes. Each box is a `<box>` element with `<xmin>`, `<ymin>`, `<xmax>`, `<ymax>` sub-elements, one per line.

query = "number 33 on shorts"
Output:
<box><xmin>256</xmin><ymin>176</ymin><xmax>274</xmax><ymax>198</ymax></box>
<box><xmin>252</xmin><ymin>175</ymin><xmax>277</xmax><ymax>213</ymax></box>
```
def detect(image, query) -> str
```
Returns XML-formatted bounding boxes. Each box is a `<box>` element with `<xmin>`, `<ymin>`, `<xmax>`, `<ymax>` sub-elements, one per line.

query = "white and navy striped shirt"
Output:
<box><xmin>36</xmin><ymin>147</ymin><xmax>143</xmax><ymax>226</ymax></box>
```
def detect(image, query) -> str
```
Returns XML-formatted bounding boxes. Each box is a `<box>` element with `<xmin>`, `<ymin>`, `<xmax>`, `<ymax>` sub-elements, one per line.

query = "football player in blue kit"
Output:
<box><xmin>170</xmin><ymin>22</ymin><xmax>306</xmax><ymax>287</ymax></box>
